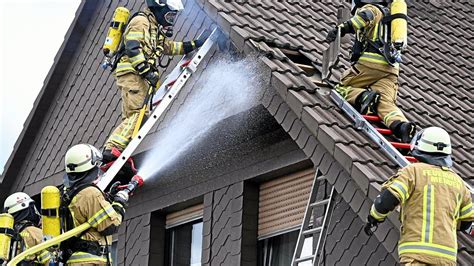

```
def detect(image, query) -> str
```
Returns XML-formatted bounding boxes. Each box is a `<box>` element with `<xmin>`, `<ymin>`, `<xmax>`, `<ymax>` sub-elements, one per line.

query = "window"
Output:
<box><xmin>164</xmin><ymin>220</ymin><xmax>203</xmax><ymax>266</ymax></box>
<box><xmin>258</xmin><ymin>230</ymin><xmax>314</xmax><ymax>266</ymax></box>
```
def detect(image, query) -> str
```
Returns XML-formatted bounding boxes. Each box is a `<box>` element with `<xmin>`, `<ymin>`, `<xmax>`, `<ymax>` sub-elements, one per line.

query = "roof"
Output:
<box><xmin>0</xmin><ymin>0</ymin><xmax>472</xmax><ymax>262</ymax></box>
<box><xmin>202</xmin><ymin>0</ymin><xmax>473</xmax><ymax>261</ymax></box>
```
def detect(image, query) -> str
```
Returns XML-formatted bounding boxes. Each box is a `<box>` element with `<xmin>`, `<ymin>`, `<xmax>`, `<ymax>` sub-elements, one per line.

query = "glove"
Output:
<box><xmin>143</xmin><ymin>70</ymin><xmax>160</xmax><ymax>88</ymax></box>
<box><xmin>114</xmin><ymin>190</ymin><xmax>129</xmax><ymax>207</ymax></box>
<box><xmin>364</xmin><ymin>215</ymin><xmax>382</xmax><ymax>236</ymax></box>
<box><xmin>325</xmin><ymin>27</ymin><xmax>338</xmax><ymax>43</ymax></box>
<box><xmin>194</xmin><ymin>29</ymin><xmax>211</xmax><ymax>48</ymax></box>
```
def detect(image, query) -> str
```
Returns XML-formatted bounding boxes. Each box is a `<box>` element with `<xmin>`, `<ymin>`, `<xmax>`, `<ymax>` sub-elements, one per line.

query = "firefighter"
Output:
<box><xmin>3</xmin><ymin>192</ymin><xmax>50</xmax><ymax>265</ymax></box>
<box><xmin>365</xmin><ymin>127</ymin><xmax>474</xmax><ymax>265</ymax></box>
<box><xmin>60</xmin><ymin>144</ymin><xmax>129</xmax><ymax>265</ymax></box>
<box><xmin>103</xmin><ymin>0</ymin><xmax>207</xmax><ymax>174</ymax></box>
<box><xmin>326</xmin><ymin>0</ymin><xmax>416</xmax><ymax>143</ymax></box>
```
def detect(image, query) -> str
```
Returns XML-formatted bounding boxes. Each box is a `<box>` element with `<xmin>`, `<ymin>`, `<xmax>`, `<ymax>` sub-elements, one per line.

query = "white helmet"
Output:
<box><xmin>410</xmin><ymin>127</ymin><xmax>451</xmax><ymax>155</ymax></box>
<box><xmin>147</xmin><ymin>0</ymin><xmax>184</xmax><ymax>11</ymax></box>
<box><xmin>4</xmin><ymin>192</ymin><xmax>34</xmax><ymax>214</ymax></box>
<box><xmin>65</xmin><ymin>144</ymin><xmax>103</xmax><ymax>173</ymax></box>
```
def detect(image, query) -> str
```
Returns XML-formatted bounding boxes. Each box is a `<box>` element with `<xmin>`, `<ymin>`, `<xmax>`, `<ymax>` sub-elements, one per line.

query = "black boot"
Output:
<box><xmin>355</xmin><ymin>89</ymin><xmax>380</xmax><ymax>115</ymax></box>
<box><xmin>390</xmin><ymin>121</ymin><xmax>416</xmax><ymax>143</ymax></box>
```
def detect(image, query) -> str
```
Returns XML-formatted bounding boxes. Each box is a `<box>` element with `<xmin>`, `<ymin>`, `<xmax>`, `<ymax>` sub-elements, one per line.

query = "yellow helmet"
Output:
<box><xmin>3</xmin><ymin>192</ymin><xmax>34</xmax><ymax>214</ymax></box>
<box><xmin>410</xmin><ymin>127</ymin><xmax>451</xmax><ymax>155</ymax></box>
<box><xmin>65</xmin><ymin>144</ymin><xmax>103</xmax><ymax>173</ymax></box>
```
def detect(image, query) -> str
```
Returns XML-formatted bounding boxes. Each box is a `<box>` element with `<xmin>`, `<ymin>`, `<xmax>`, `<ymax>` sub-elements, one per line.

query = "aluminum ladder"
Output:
<box><xmin>97</xmin><ymin>28</ymin><xmax>222</xmax><ymax>190</ymax></box>
<box><xmin>291</xmin><ymin>170</ymin><xmax>336</xmax><ymax>265</ymax></box>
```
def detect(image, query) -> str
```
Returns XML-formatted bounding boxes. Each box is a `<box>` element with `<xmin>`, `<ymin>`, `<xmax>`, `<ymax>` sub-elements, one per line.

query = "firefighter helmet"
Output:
<box><xmin>351</xmin><ymin>0</ymin><xmax>390</xmax><ymax>14</ymax></box>
<box><xmin>3</xmin><ymin>192</ymin><xmax>35</xmax><ymax>214</ymax></box>
<box><xmin>146</xmin><ymin>0</ymin><xmax>184</xmax><ymax>11</ymax></box>
<box><xmin>65</xmin><ymin>144</ymin><xmax>103</xmax><ymax>174</ymax></box>
<box><xmin>410</xmin><ymin>127</ymin><xmax>452</xmax><ymax>155</ymax></box>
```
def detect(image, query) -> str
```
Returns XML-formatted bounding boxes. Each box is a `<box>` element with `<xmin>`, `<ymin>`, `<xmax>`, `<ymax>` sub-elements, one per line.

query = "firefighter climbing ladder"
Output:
<box><xmin>291</xmin><ymin>170</ymin><xmax>335</xmax><ymax>265</ymax></box>
<box><xmin>97</xmin><ymin>28</ymin><xmax>222</xmax><ymax>191</ymax></box>
<box><xmin>292</xmin><ymin>28</ymin><xmax>473</xmax><ymax>266</ymax></box>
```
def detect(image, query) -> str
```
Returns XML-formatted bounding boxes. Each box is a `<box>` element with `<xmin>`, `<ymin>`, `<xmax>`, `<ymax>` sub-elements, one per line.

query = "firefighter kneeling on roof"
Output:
<box><xmin>365</xmin><ymin>127</ymin><xmax>474</xmax><ymax>265</ymax></box>
<box><xmin>326</xmin><ymin>0</ymin><xmax>416</xmax><ymax>143</ymax></box>
<box><xmin>59</xmin><ymin>144</ymin><xmax>128</xmax><ymax>265</ymax></box>
<box><xmin>1</xmin><ymin>193</ymin><xmax>50</xmax><ymax>265</ymax></box>
<box><xmin>102</xmin><ymin>0</ymin><xmax>209</xmax><ymax>182</ymax></box>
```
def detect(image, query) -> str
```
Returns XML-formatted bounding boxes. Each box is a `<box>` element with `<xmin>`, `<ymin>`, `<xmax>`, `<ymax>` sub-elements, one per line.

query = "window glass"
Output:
<box><xmin>258</xmin><ymin>230</ymin><xmax>314</xmax><ymax>266</ymax></box>
<box><xmin>165</xmin><ymin>220</ymin><xmax>203</xmax><ymax>266</ymax></box>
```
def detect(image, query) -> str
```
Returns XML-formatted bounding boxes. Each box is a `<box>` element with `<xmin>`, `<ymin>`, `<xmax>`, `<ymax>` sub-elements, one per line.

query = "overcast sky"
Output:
<box><xmin>0</xmin><ymin>0</ymin><xmax>81</xmax><ymax>174</ymax></box>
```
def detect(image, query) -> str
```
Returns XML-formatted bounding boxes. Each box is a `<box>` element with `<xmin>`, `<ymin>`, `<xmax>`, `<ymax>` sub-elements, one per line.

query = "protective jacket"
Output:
<box><xmin>15</xmin><ymin>225</ymin><xmax>50</xmax><ymax>265</ymax></box>
<box><xmin>106</xmin><ymin>7</ymin><xmax>196</xmax><ymax>151</ymax></box>
<box><xmin>65</xmin><ymin>186</ymin><xmax>123</xmax><ymax>265</ymax></box>
<box><xmin>348</xmin><ymin>4</ymin><xmax>399</xmax><ymax>75</ymax></box>
<box><xmin>371</xmin><ymin>163</ymin><xmax>474</xmax><ymax>265</ymax></box>
<box><xmin>115</xmin><ymin>7</ymin><xmax>193</xmax><ymax>76</ymax></box>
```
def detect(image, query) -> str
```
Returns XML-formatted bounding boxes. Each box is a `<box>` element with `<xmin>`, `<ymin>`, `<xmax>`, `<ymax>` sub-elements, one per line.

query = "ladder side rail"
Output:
<box><xmin>314</xmin><ymin>186</ymin><xmax>336</xmax><ymax>266</ymax></box>
<box><xmin>291</xmin><ymin>170</ymin><xmax>322</xmax><ymax>265</ymax></box>
<box><xmin>97</xmin><ymin>29</ymin><xmax>220</xmax><ymax>190</ymax></box>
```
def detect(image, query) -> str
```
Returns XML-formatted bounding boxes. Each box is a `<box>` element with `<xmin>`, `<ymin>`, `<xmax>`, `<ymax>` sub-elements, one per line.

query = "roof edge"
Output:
<box><xmin>0</xmin><ymin>0</ymin><xmax>99</xmax><ymax>198</ymax></box>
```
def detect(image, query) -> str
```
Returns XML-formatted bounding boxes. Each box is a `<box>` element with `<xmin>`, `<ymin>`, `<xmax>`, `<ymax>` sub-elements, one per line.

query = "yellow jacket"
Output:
<box><xmin>115</xmin><ymin>8</ymin><xmax>189</xmax><ymax>76</ymax></box>
<box><xmin>349</xmin><ymin>4</ymin><xmax>399</xmax><ymax>75</ymax></box>
<box><xmin>380</xmin><ymin>163</ymin><xmax>473</xmax><ymax>264</ymax></box>
<box><xmin>66</xmin><ymin>186</ymin><xmax>123</xmax><ymax>265</ymax></box>
<box><xmin>18</xmin><ymin>225</ymin><xmax>50</xmax><ymax>265</ymax></box>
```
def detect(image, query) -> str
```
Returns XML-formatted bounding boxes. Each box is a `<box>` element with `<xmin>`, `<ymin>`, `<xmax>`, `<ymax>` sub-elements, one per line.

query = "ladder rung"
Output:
<box><xmin>390</xmin><ymin>142</ymin><xmax>411</xmax><ymax>149</ymax></box>
<box><xmin>362</xmin><ymin>115</ymin><xmax>380</xmax><ymax>122</ymax></box>
<box><xmin>376</xmin><ymin>128</ymin><xmax>392</xmax><ymax>135</ymax></box>
<box><xmin>405</xmin><ymin>156</ymin><xmax>417</xmax><ymax>162</ymax></box>
<box><xmin>310</xmin><ymin>199</ymin><xmax>330</xmax><ymax>208</ymax></box>
<box><xmin>303</xmin><ymin>226</ymin><xmax>322</xmax><ymax>236</ymax></box>
<box><xmin>295</xmin><ymin>255</ymin><xmax>314</xmax><ymax>263</ymax></box>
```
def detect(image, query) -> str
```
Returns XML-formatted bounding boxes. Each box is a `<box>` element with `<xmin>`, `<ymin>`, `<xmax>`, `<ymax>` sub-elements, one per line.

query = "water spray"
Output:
<box><xmin>137</xmin><ymin>55</ymin><xmax>266</xmax><ymax>180</ymax></box>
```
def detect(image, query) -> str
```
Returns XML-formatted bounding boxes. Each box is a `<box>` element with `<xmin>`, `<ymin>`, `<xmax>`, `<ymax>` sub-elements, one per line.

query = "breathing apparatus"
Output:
<box><xmin>102</xmin><ymin>7</ymin><xmax>131</xmax><ymax>69</ymax></box>
<box><xmin>41</xmin><ymin>186</ymin><xmax>61</xmax><ymax>242</ymax></box>
<box><xmin>0</xmin><ymin>213</ymin><xmax>14</xmax><ymax>262</ymax></box>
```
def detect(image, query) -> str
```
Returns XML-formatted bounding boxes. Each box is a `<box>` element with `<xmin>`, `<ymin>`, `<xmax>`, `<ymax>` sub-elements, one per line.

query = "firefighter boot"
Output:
<box><xmin>390</xmin><ymin>121</ymin><xmax>416</xmax><ymax>143</ymax></box>
<box><xmin>355</xmin><ymin>90</ymin><xmax>380</xmax><ymax>115</ymax></box>
<box><xmin>102</xmin><ymin>148</ymin><xmax>138</xmax><ymax>187</ymax></box>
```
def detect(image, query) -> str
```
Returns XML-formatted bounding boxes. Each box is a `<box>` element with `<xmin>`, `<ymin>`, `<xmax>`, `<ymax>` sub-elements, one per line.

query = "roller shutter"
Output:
<box><xmin>166</xmin><ymin>204</ymin><xmax>203</xmax><ymax>229</ymax></box>
<box><xmin>258</xmin><ymin>169</ymin><xmax>315</xmax><ymax>239</ymax></box>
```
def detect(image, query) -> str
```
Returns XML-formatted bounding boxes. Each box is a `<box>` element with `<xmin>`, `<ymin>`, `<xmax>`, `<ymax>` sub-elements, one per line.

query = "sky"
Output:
<box><xmin>0</xmin><ymin>0</ymin><xmax>81</xmax><ymax>174</ymax></box>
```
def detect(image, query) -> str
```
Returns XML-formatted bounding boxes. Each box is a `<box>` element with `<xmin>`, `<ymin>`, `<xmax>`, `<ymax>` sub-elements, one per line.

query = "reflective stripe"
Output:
<box><xmin>88</xmin><ymin>206</ymin><xmax>115</xmax><ymax>227</ymax></box>
<box><xmin>370</xmin><ymin>204</ymin><xmax>388</xmax><ymax>221</ymax></box>
<box><xmin>351</xmin><ymin>15</ymin><xmax>365</xmax><ymax>30</ymax></box>
<box><xmin>372</xmin><ymin>21</ymin><xmax>379</xmax><ymax>41</ymax></box>
<box><xmin>68</xmin><ymin>252</ymin><xmax>108</xmax><ymax>263</ymax></box>
<box><xmin>460</xmin><ymin>202</ymin><xmax>474</xmax><ymax>219</ymax></box>
<box><xmin>389</xmin><ymin>180</ymin><xmax>409</xmax><ymax>204</ymax></box>
<box><xmin>111</xmin><ymin>134</ymin><xmax>129</xmax><ymax>146</ymax></box>
<box><xmin>129</xmin><ymin>53</ymin><xmax>146</xmax><ymax>67</ymax></box>
<box><xmin>422</xmin><ymin>185</ymin><xmax>435</xmax><ymax>243</ymax></box>
<box><xmin>399</xmin><ymin>242</ymin><xmax>457</xmax><ymax>261</ymax></box>
<box><xmin>383</xmin><ymin>110</ymin><xmax>401</xmax><ymax>125</ymax></box>
<box><xmin>335</xmin><ymin>85</ymin><xmax>351</xmax><ymax>99</ymax></box>
<box><xmin>173</xmin><ymin>42</ymin><xmax>183</xmax><ymax>54</ymax></box>
<box><xmin>116</xmin><ymin>62</ymin><xmax>136</xmax><ymax>73</ymax></box>
<box><xmin>359</xmin><ymin>52</ymin><xmax>390</xmax><ymax>65</ymax></box>
<box><xmin>125</xmin><ymin>31</ymin><xmax>144</xmax><ymax>41</ymax></box>
<box><xmin>120</xmin><ymin>113</ymin><xmax>138</xmax><ymax>137</ymax></box>
<box><xmin>38</xmin><ymin>250</ymin><xmax>50</xmax><ymax>263</ymax></box>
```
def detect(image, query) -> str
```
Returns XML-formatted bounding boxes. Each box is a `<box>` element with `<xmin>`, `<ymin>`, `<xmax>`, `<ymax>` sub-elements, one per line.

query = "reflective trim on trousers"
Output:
<box><xmin>399</xmin><ymin>242</ymin><xmax>457</xmax><ymax>261</ymax></box>
<box><xmin>67</xmin><ymin>251</ymin><xmax>108</xmax><ymax>263</ymax></box>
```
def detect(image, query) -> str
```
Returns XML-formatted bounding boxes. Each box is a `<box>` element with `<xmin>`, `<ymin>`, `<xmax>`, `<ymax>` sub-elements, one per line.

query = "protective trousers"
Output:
<box><xmin>105</xmin><ymin>73</ymin><xmax>150</xmax><ymax>151</ymax></box>
<box><xmin>400</xmin><ymin>257</ymin><xmax>456</xmax><ymax>266</ymax></box>
<box><xmin>335</xmin><ymin>63</ymin><xmax>408</xmax><ymax>127</ymax></box>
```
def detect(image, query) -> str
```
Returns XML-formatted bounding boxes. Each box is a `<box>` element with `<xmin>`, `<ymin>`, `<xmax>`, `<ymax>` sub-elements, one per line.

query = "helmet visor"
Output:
<box><xmin>409</xmin><ymin>129</ymin><xmax>424</xmax><ymax>152</ymax></box>
<box><xmin>164</xmin><ymin>11</ymin><xmax>178</xmax><ymax>25</ymax></box>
